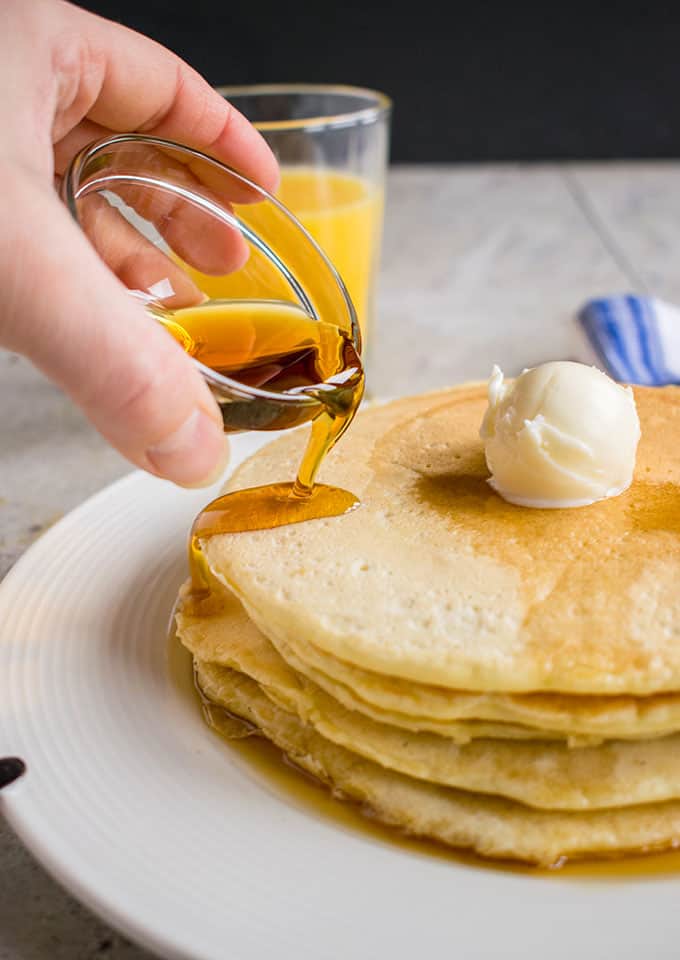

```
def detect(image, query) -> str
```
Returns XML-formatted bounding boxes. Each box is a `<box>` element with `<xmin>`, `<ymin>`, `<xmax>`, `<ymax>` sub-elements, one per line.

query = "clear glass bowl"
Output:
<box><xmin>61</xmin><ymin>133</ymin><xmax>361</xmax><ymax>432</ymax></box>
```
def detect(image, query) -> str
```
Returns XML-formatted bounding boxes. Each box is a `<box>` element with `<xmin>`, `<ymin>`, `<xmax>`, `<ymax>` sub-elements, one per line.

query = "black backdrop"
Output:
<box><xmin>80</xmin><ymin>0</ymin><xmax>680</xmax><ymax>163</ymax></box>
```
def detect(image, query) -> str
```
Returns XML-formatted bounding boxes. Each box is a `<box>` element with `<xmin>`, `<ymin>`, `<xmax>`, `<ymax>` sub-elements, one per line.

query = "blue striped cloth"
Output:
<box><xmin>578</xmin><ymin>295</ymin><xmax>680</xmax><ymax>386</ymax></box>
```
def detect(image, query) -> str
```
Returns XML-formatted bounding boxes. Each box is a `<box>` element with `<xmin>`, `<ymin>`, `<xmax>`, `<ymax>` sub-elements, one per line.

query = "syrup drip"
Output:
<box><xmin>159</xmin><ymin>298</ymin><xmax>364</xmax><ymax>606</ymax></box>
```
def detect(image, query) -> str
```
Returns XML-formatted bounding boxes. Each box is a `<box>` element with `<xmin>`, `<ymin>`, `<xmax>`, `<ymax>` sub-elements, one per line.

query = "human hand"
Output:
<box><xmin>0</xmin><ymin>0</ymin><xmax>278</xmax><ymax>485</ymax></box>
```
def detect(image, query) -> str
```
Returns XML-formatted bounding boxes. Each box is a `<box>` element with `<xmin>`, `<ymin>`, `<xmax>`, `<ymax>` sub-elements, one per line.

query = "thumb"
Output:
<box><xmin>1</xmin><ymin>172</ymin><xmax>228</xmax><ymax>487</ymax></box>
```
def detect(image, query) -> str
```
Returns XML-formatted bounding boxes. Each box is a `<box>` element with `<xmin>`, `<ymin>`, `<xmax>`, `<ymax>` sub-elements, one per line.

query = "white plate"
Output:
<box><xmin>1</xmin><ymin>432</ymin><xmax>680</xmax><ymax>960</ymax></box>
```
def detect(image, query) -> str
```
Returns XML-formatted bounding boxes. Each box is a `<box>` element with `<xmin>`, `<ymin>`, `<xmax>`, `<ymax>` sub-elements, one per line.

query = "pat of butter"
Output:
<box><xmin>479</xmin><ymin>361</ymin><xmax>641</xmax><ymax>508</ymax></box>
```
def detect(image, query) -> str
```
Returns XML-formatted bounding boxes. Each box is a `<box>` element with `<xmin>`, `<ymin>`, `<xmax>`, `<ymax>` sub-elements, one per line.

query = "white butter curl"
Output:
<box><xmin>479</xmin><ymin>361</ymin><xmax>641</xmax><ymax>508</ymax></box>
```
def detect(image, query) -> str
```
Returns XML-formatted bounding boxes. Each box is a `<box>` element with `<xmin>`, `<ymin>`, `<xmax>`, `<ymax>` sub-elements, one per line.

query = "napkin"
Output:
<box><xmin>578</xmin><ymin>295</ymin><xmax>680</xmax><ymax>386</ymax></box>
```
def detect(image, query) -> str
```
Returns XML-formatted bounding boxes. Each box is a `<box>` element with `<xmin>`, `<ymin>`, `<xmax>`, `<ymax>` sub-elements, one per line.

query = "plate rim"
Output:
<box><xmin>0</xmin><ymin>468</ymin><xmax>204</xmax><ymax>959</ymax></box>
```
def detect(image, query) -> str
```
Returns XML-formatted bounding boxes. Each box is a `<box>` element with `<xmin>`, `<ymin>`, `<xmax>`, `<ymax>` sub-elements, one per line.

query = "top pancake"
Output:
<box><xmin>203</xmin><ymin>384</ymin><xmax>680</xmax><ymax>694</ymax></box>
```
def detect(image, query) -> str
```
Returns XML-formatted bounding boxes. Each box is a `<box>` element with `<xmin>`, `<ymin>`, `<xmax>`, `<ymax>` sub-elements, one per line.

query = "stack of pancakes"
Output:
<box><xmin>176</xmin><ymin>384</ymin><xmax>680</xmax><ymax>865</ymax></box>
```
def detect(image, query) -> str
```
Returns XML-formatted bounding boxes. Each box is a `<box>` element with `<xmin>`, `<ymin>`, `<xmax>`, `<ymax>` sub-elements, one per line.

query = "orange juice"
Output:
<box><xmin>186</xmin><ymin>167</ymin><xmax>383</xmax><ymax>342</ymax></box>
<box><xmin>276</xmin><ymin>168</ymin><xmax>383</xmax><ymax>331</ymax></box>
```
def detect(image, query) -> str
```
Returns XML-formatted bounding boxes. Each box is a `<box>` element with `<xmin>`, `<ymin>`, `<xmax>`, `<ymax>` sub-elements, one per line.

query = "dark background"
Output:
<box><xmin>81</xmin><ymin>0</ymin><xmax>680</xmax><ymax>163</ymax></box>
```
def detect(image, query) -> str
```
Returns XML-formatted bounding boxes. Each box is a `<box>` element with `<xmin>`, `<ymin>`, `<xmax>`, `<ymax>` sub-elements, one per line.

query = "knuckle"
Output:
<box><xmin>137</xmin><ymin>61</ymin><xmax>185</xmax><ymax>134</ymax></box>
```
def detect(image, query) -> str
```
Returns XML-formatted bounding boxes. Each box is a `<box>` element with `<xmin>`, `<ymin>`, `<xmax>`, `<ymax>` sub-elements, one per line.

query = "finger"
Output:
<box><xmin>55</xmin><ymin>121</ymin><xmax>272</xmax><ymax>207</ymax></box>
<box><xmin>75</xmin><ymin>191</ymin><xmax>206</xmax><ymax>307</ymax></box>
<box><xmin>1</xmin><ymin>171</ymin><xmax>229</xmax><ymax>487</ymax></box>
<box><xmin>73</xmin><ymin>162</ymin><xmax>250</xmax><ymax>278</ymax></box>
<box><xmin>53</xmin><ymin>2</ymin><xmax>279</xmax><ymax>192</ymax></box>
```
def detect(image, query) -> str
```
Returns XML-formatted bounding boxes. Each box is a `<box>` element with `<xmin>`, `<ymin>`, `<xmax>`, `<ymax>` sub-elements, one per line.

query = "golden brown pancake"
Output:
<box><xmin>269</xmin><ymin>629</ymin><xmax>680</xmax><ymax>743</ymax></box>
<box><xmin>179</xmin><ymin>588</ymin><xmax>680</xmax><ymax>810</ymax></box>
<box><xmin>178</xmin><ymin>572</ymin><xmax>576</xmax><ymax>744</ymax></box>
<box><xmin>208</xmin><ymin>665</ymin><xmax>680</xmax><ymax>866</ymax></box>
<box><xmin>202</xmin><ymin>385</ymin><xmax>680</xmax><ymax>694</ymax></box>
<box><xmin>178</xmin><ymin>383</ymin><xmax>680</xmax><ymax>863</ymax></box>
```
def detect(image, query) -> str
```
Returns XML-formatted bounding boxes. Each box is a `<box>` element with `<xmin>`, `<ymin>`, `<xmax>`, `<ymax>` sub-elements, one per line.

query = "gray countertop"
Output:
<box><xmin>1</xmin><ymin>162</ymin><xmax>678</xmax><ymax>958</ymax></box>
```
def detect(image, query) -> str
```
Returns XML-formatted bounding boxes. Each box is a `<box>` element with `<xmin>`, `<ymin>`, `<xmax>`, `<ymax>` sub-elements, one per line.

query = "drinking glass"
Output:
<box><xmin>61</xmin><ymin>133</ymin><xmax>360</xmax><ymax>433</ymax></box>
<box><xmin>217</xmin><ymin>84</ymin><xmax>391</xmax><ymax>369</ymax></box>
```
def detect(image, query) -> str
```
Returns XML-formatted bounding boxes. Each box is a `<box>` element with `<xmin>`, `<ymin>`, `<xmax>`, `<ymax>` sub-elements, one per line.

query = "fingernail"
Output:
<box><xmin>147</xmin><ymin>409</ymin><xmax>228</xmax><ymax>486</ymax></box>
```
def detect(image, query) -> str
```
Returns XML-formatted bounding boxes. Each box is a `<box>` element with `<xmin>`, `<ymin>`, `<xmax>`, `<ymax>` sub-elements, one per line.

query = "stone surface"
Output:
<box><xmin>0</xmin><ymin>163</ymin><xmax>674</xmax><ymax>958</ymax></box>
<box><xmin>371</xmin><ymin>164</ymin><xmax>629</xmax><ymax>397</ymax></box>
<box><xmin>565</xmin><ymin>163</ymin><xmax>680</xmax><ymax>301</ymax></box>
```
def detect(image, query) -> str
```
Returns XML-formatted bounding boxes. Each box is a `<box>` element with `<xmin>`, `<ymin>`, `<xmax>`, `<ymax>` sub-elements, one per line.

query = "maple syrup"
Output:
<box><xmin>160</xmin><ymin>298</ymin><xmax>364</xmax><ymax>604</ymax></box>
<box><xmin>158</xmin><ymin>299</ymin><xmax>362</xmax><ymax>433</ymax></box>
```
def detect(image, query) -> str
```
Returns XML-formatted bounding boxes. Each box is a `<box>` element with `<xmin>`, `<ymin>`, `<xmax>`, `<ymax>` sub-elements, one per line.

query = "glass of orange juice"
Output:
<box><xmin>214</xmin><ymin>84</ymin><xmax>391</xmax><ymax>373</ymax></box>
